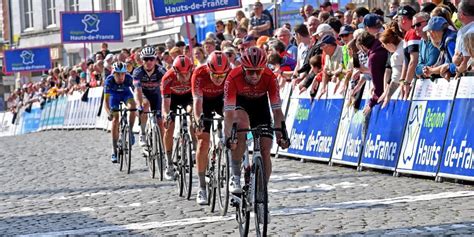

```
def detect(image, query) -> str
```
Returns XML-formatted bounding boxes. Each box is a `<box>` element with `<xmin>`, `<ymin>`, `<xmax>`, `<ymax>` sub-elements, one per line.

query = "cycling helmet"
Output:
<box><xmin>140</xmin><ymin>46</ymin><xmax>156</xmax><ymax>58</ymax></box>
<box><xmin>172</xmin><ymin>55</ymin><xmax>193</xmax><ymax>73</ymax></box>
<box><xmin>207</xmin><ymin>51</ymin><xmax>230</xmax><ymax>74</ymax></box>
<box><xmin>113</xmin><ymin>62</ymin><xmax>127</xmax><ymax>73</ymax></box>
<box><xmin>240</xmin><ymin>46</ymin><xmax>267</xmax><ymax>69</ymax></box>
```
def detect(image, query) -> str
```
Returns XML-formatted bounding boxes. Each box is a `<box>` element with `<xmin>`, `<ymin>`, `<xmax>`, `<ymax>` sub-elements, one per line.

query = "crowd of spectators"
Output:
<box><xmin>6</xmin><ymin>0</ymin><xmax>474</xmax><ymax>120</ymax></box>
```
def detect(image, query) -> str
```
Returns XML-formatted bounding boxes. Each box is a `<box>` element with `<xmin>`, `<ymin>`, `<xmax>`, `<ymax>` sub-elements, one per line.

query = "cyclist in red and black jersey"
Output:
<box><xmin>224</xmin><ymin>47</ymin><xmax>290</xmax><ymax>194</ymax></box>
<box><xmin>161</xmin><ymin>55</ymin><xmax>194</xmax><ymax>180</ymax></box>
<box><xmin>192</xmin><ymin>51</ymin><xmax>230</xmax><ymax>204</ymax></box>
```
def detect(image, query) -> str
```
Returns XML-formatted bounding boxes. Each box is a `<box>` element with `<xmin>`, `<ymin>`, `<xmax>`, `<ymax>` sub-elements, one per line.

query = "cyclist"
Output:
<box><xmin>133</xmin><ymin>46</ymin><xmax>167</xmax><ymax>151</ymax></box>
<box><xmin>104</xmin><ymin>62</ymin><xmax>137</xmax><ymax>163</ymax></box>
<box><xmin>192</xmin><ymin>51</ymin><xmax>231</xmax><ymax>205</ymax></box>
<box><xmin>161</xmin><ymin>55</ymin><xmax>195</xmax><ymax>180</ymax></box>
<box><xmin>224</xmin><ymin>46</ymin><xmax>290</xmax><ymax>194</ymax></box>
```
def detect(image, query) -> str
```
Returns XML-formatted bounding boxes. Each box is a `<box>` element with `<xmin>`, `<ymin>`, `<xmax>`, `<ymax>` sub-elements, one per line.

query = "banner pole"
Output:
<box><xmin>83</xmin><ymin>43</ymin><xmax>87</xmax><ymax>61</ymax></box>
<box><xmin>185</xmin><ymin>15</ymin><xmax>194</xmax><ymax>63</ymax></box>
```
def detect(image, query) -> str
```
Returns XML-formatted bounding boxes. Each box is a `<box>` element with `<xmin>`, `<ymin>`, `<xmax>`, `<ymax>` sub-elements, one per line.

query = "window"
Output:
<box><xmin>46</xmin><ymin>0</ymin><xmax>57</xmax><ymax>26</ymax></box>
<box><xmin>123</xmin><ymin>0</ymin><xmax>138</xmax><ymax>22</ymax></box>
<box><xmin>68</xmin><ymin>53</ymin><xmax>81</xmax><ymax>66</ymax></box>
<box><xmin>22</xmin><ymin>0</ymin><xmax>34</xmax><ymax>30</ymax></box>
<box><xmin>66</xmin><ymin>0</ymin><xmax>80</xmax><ymax>11</ymax></box>
<box><xmin>101</xmin><ymin>0</ymin><xmax>115</xmax><ymax>10</ymax></box>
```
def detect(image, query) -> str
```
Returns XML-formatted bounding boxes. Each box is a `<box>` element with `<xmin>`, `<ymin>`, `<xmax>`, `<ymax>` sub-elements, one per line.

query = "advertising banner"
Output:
<box><xmin>278</xmin><ymin>0</ymin><xmax>305</xmax><ymax>29</ymax></box>
<box><xmin>150</xmin><ymin>0</ymin><xmax>242</xmax><ymax>20</ymax></box>
<box><xmin>61</xmin><ymin>11</ymin><xmax>123</xmax><ymax>43</ymax></box>
<box><xmin>437</xmin><ymin>77</ymin><xmax>474</xmax><ymax>181</ymax></box>
<box><xmin>20</xmin><ymin>103</ymin><xmax>42</xmax><ymax>134</ymax></box>
<box><xmin>397</xmin><ymin>79</ymin><xmax>459</xmax><ymax>177</ymax></box>
<box><xmin>283</xmin><ymin>82</ymin><xmax>344</xmax><ymax>161</ymax></box>
<box><xmin>4</xmin><ymin>47</ymin><xmax>52</xmax><ymax>73</ymax></box>
<box><xmin>331</xmin><ymin>83</ymin><xmax>371</xmax><ymax>166</ymax></box>
<box><xmin>360</xmin><ymin>88</ymin><xmax>411</xmax><ymax>171</ymax></box>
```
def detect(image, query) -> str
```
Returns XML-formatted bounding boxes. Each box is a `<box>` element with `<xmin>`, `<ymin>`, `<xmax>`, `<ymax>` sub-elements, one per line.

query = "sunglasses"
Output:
<box><xmin>244</xmin><ymin>68</ymin><xmax>264</xmax><ymax>76</ymax></box>
<box><xmin>210</xmin><ymin>72</ymin><xmax>227</xmax><ymax>80</ymax></box>
<box><xmin>143</xmin><ymin>57</ymin><xmax>155</xmax><ymax>62</ymax></box>
<box><xmin>412</xmin><ymin>21</ymin><xmax>427</xmax><ymax>29</ymax></box>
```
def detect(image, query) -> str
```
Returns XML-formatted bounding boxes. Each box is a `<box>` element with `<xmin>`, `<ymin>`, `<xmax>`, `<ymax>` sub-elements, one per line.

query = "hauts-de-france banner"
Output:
<box><xmin>360</xmin><ymin>87</ymin><xmax>411</xmax><ymax>171</ymax></box>
<box><xmin>61</xmin><ymin>11</ymin><xmax>123</xmax><ymax>43</ymax></box>
<box><xmin>150</xmin><ymin>0</ymin><xmax>242</xmax><ymax>19</ymax></box>
<box><xmin>284</xmin><ymin>82</ymin><xmax>344</xmax><ymax>161</ymax></box>
<box><xmin>396</xmin><ymin>78</ymin><xmax>459</xmax><ymax>177</ymax></box>
<box><xmin>331</xmin><ymin>83</ymin><xmax>371</xmax><ymax>166</ymax></box>
<box><xmin>4</xmin><ymin>47</ymin><xmax>52</xmax><ymax>73</ymax></box>
<box><xmin>438</xmin><ymin>77</ymin><xmax>474</xmax><ymax>181</ymax></box>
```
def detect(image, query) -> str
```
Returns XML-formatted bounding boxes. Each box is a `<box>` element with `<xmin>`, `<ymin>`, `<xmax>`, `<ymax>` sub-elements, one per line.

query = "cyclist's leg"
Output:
<box><xmin>164</xmin><ymin>96</ymin><xmax>178</xmax><ymax>166</ymax></box>
<box><xmin>140</xmin><ymin>96</ymin><xmax>151</xmax><ymax>137</ymax></box>
<box><xmin>183</xmin><ymin>93</ymin><xmax>196</xmax><ymax>150</ymax></box>
<box><xmin>196</xmin><ymin>100</ymin><xmax>214</xmax><ymax>189</ymax></box>
<box><xmin>126</xmin><ymin>96</ymin><xmax>137</xmax><ymax>130</ymax></box>
<box><xmin>260</xmin><ymin>137</ymin><xmax>273</xmax><ymax>183</ymax></box>
<box><xmin>110</xmin><ymin>94</ymin><xmax>121</xmax><ymax>158</ymax></box>
<box><xmin>230</xmin><ymin>109</ymin><xmax>250</xmax><ymax>178</ymax></box>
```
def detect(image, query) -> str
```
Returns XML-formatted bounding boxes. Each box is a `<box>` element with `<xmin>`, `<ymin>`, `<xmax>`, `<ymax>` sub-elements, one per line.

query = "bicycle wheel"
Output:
<box><xmin>236</xmin><ymin>192</ymin><xmax>250</xmax><ymax>237</ymax></box>
<box><xmin>125</xmin><ymin>124</ymin><xmax>132</xmax><ymax>174</ymax></box>
<box><xmin>253</xmin><ymin>156</ymin><xmax>268</xmax><ymax>237</ymax></box>
<box><xmin>146</xmin><ymin>126</ymin><xmax>156</xmax><ymax>179</ymax></box>
<box><xmin>182</xmin><ymin>136</ymin><xmax>193</xmax><ymax>200</ymax></box>
<box><xmin>217</xmin><ymin>148</ymin><xmax>230</xmax><ymax>216</ymax></box>
<box><xmin>119</xmin><ymin>127</ymin><xmax>125</xmax><ymax>172</ymax></box>
<box><xmin>208</xmin><ymin>150</ymin><xmax>217</xmax><ymax>212</ymax></box>
<box><xmin>156</xmin><ymin>126</ymin><xmax>164</xmax><ymax>181</ymax></box>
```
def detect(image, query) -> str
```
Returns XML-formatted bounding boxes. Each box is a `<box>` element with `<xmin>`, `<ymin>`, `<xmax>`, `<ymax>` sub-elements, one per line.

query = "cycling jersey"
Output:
<box><xmin>223</xmin><ymin>66</ymin><xmax>281</xmax><ymax>111</ymax></box>
<box><xmin>191</xmin><ymin>65</ymin><xmax>225</xmax><ymax>99</ymax></box>
<box><xmin>104</xmin><ymin>74</ymin><xmax>135</xmax><ymax>110</ymax></box>
<box><xmin>133</xmin><ymin>65</ymin><xmax>166</xmax><ymax>113</ymax></box>
<box><xmin>161</xmin><ymin>69</ymin><xmax>192</xmax><ymax>98</ymax></box>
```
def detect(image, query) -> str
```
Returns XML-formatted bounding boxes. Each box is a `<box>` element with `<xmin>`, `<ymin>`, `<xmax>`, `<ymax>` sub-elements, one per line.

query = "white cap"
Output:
<box><xmin>105</xmin><ymin>53</ymin><xmax>114</xmax><ymax>61</ymax></box>
<box><xmin>314</xmin><ymin>24</ymin><xmax>333</xmax><ymax>36</ymax></box>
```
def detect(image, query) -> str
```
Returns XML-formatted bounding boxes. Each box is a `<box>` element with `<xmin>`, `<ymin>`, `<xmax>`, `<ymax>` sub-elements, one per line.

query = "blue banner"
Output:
<box><xmin>397</xmin><ymin>79</ymin><xmax>459</xmax><ymax>176</ymax></box>
<box><xmin>287</xmin><ymin>85</ymin><xmax>344</xmax><ymax>161</ymax></box>
<box><xmin>4</xmin><ymin>47</ymin><xmax>52</xmax><ymax>73</ymax></box>
<box><xmin>61</xmin><ymin>11</ymin><xmax>123</xmax><ymax>43</ymax></box>
<box><xmin>279</xmin><ymin>0</ymin><xmax>305</xmax><ymax>29</ymax></box>
<box><xmin>150</xmin><ymin>0</ymin><xmax>242</xmax><ymax>19</ymax></box>
<box><xmin>438</xmin><ymin>77</ymin><xmax>474</xmax><ymax>180</ymax></box>
<box><xmin>195</xmin><ymin>13</ymin><xmax>216</xmax><ymax>43</ymax></box>
<box><xmin>21</xmin><ymin>105</ymin><xmax>42</xmax><ymax>134</ymax></box>
<box><xmin>360</xmin><ymin>92</ymin><xmax>411</xmax><ymax>171</ymax></box>
<box><xmin>331</xmin><ymin>84</ymin><xmax>370</xmax><ymax>166</ymax></box>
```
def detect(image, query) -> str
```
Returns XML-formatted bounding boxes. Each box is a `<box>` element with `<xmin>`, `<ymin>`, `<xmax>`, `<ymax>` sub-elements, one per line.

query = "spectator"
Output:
<box><xmin>190</xmin><ymin>36</ymin><xmax>202</xmax><ymax>48</ymax></box>
<box><xmin>320</xmin><ymin>1</ymin><xmax>334</xmax><ymax>15</ymax></box>
<box><xmin>364</xmin><ymin>14</ymin><xmax>384</xmax><ymax>36</ymax></box>
<box><xmin>235</xmin><ymin>27</ymin><xmax>248</xmax><ymax>39</ymax></box>
<box><xmin>371</xmin><ymin>8</ymin><xmax>385</xmax><ymax>19</ymax></box>
<box><xmin>304</xmin><ymin>4</ymin><xmax>315</xmax><ymax>21</ymax></box>
<box><xmin>176</xmin><ymin>41</ymin><xmax>186</xmax><ymax>52</ymax></box>
<box><xmin>356</xmin><ymin>31</ymin><xmax>389</xmax><ymax>115</ymax></box>
<box><xmin>327</xmin><ymin>17</ymin><xmax>343</xmax><ymax>37</ymax></box>
<box><xmin>216</xmin><ymin>20</ymin><xmax>225</xmax><ymax>34</ymax></box>
<box><xmin>344</xmin><ymin>10</ymin><xmax>353</xmax><ymax>25</ymax></box>
<box><xmin>184</xmin><ymin>45</ymin><xmax>193</xmax><ymax>59</ymax></box>
<box><xmin>319</xmin><ymin>11</ymin><xmax>331</xmax><ymax>23</ymax></box>
<box><xmin>223</xmin><ymin>47</ymin><xmax>239</xmax><ymax>68</ymax></box>
<box><xmin>169</xmin><ymin>47</ymin><xmax>182</xmax><ymax>60</ymax></box>
<box><xmin>422</xmin><ymin>16</ymin><xmax>457</xmax><ymax>81</ymax></box>
<box><xmin>97</xmin><ymin>42</ymin><xmax>111</xmax><ymax>59</ymax></box>
<box><xmin>307</xmin><ymin>16</ymin><xmax>321</xmax><ymax>36</ymax></box>
<box><xmin>300</xmin><ymin>6</ymin><xmax>307</xmax><ymax>22</ymax></box>
<box><xmin>220</xmin><ymin>40</ymin><xmax>233</xmax><ymax>51</ymax></box>
<box><xmin>68</xmin><ymin>68</ymin><xmax>80</xmax><ymax>92</ymax></box>
<box><xmin>249</xmin><ymin>2</ymin><xmax>272</xmax><ymax>37</ymax></box>
<box><xmin>318</xmin><ymin>35</ymin><xmax>343</xmax><ymax>97</ymax></box>
<box><xmin>421</xmin><ymin>2</ymin><xmax>437</xmax><ymax>14</ymax></box>
<box><xmin>162</xmin><ymin>51</ymin><xmax>173</xmax><ymax>70</ymax></box>
<box><xmin>353</xmin><ymin>7</ymin><xmax>370</xmax><ymax>28</ymax></box>
<box><xmin>334</xmin><ymin>10</ymin><xmax>344</xmax><ymax>24</ymax></box>
<box><xmin>276</xmin><ymin>27</ymin><xmax>298</xmax><ymax>60</ymax></box>
<box><xmin>236</xmin><ymin>10</ymin><xmax>249</xmax><ymax>29</ymax></box>
<box><xmin>165</xmin><ymin>38</ymin><xmax>176</xmax><ymax>50</ymax></box>
<box><xmin>203</xmin><ymin>38</ymin><xmax>216</xmax><ymax>57</ymax></box>
<box><xmin>104</xmin><ymin>54</ymin><xmax>114</xmax><ymax>76</ymax></box>
<box><xmin>193</xmin><ymin>47</ymin><xmax>207</xmax><ymax>66</ymax></box>
<box><xmin>95</xmin><ymin>53</ymin><xmax>103</xmax><ymax>62</ymax></box>
<box><xmin>379</xmin><ymin>28</ymin><xmax>404</xmax><ymax>107</ymax></box>
<box><xmin>413</xmin><ymin>12</ymin><xmax>440</xmax><ymax>78</ymax></box>
<box><xmin>242</xmin><ymin>35</ymin><xmax>257</xmax><ymax>48</ymax></box>
<box><xmin>256</xmin><ymin>36</ymin><xmax>270</xmax><ymax>48</ymax></box>
<box><xmin>397</xmin><ymin>5</ymin><xmax>420</xmax><ymax>99</ymax></box>
<box><xmin>340</xmin><ymin>25</ymin><xmax>355</xmax><ymax>70</ymax></box>
<box><xmin>294</xmin><ymin>23</ymin><xmax>312</xmax><ymax>72</ymax></box>
<box><xmin>431</xmin><ymin>6</ymin><xmax>457</xmax><ymax>30</ymax></box>
<box><xmin>267</xmin><ymin>52</ymin><xmax>295</xmax><ymax>73</ymax></box>
<box><xmin>390</xmin><ymin>0</ymin><xmax>400</xmax><ymax>14</ymax></box>
<box><xmin>453</xmin><ymin>0</ymin><xmax>474</xmax><ymax>75</ymax></box>
<box><xmin>224</xmin><ymin>21</ymin><xmax>236</xmax><ymax>41</ymax></box>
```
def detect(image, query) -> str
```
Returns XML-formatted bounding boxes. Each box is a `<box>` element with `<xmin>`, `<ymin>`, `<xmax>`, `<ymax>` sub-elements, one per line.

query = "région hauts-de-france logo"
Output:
<box><xmin>20</xmin><ymin>50</ymin><xmax>34</xmax><ymax>65</ymax></box>
<box><xmin>82</xmin><ymin>14</ymin><xmax>100</xmax><ymax>33</ymax></box>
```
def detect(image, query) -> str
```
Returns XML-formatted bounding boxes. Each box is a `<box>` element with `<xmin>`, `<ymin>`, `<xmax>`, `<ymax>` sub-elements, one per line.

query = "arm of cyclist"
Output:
<box><xmin>223</xmin><ymin>78</ymin><xmax>238</xmax><ymax>150</ymax></box>
<box><xmin>132</xmin><ymin>77</ymin><xmax>144</xmax><ymax>112</ymax></box>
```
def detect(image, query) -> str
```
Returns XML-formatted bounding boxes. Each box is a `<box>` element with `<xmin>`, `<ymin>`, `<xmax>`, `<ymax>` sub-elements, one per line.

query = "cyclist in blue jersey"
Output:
<box><xmin>133</xmin><ymin>46</ymin><xmax>167</xmax><ymax>153</ymax></box>
<box><xmin>104</xmin><ymin>62</ymin><xmax>137</xmax><ymax>163</ymax></box>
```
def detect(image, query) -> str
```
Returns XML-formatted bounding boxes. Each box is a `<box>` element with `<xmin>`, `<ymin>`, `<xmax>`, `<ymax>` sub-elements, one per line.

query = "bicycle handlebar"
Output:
<box><xmin>230</xmin><ymin>122</ymin><xmax>289</xmax><ymax>141</ymax></box>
